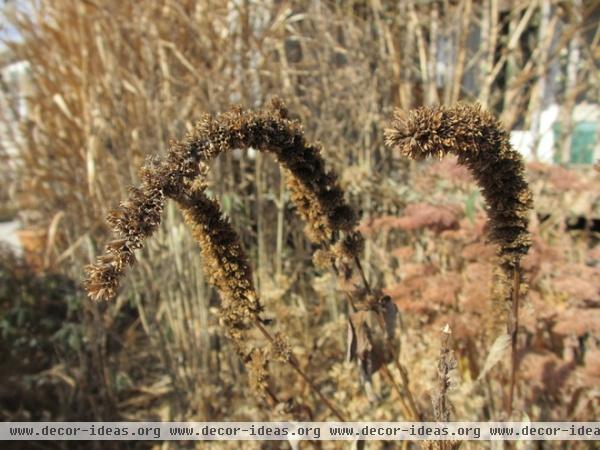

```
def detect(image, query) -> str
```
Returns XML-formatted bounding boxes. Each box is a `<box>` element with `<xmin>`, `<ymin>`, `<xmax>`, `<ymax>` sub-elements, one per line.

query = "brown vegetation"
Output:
<box><xmin>1</xmin><ymin>1</ymin><xmax>599</xmax><ymax>450</ymax></box>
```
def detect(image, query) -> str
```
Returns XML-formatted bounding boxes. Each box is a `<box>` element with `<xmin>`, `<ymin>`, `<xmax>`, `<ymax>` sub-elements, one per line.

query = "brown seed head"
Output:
<box><xmin>385</xmin><ymin>103</ymin><xmax>532</xmax><ymax>267</ymax></box>
<box><xmin>176</xmin><ymin>181</ymin><xmax>262</xmax><ymax>354</ymax></box>
<box><xmin>86</xmin><ymin>98</ymin><xmax>360</xmax><ymax>302</ymax></box>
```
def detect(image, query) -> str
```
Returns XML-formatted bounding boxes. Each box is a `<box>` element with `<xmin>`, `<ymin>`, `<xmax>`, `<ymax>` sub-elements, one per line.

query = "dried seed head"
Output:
<box><xmin>248</xmin><ymin>348</ymin><xmax>270</xmax><ymax>398</ymax></box>
<box><xmin>385</xmin><ymin>103</ymin><xmax>532</xmax><ymax>308</ymax></box>
<box><xmin>176</xmin><ymin>181</ymin><xmax>262</xmax><ymax>354</ymax></box>
<box><xmin>85</xmin><ymin>184</ymin><xmax>166</xmax><ymax>301</ymax></box>
<box><xmin>86</xmin><ymin>99</ymin><xmax>359</xmax><ymax>301</ymax></box>
<box><xmin>84</xmin><ymin>138</ymin><xmax>204</xmax><ymax>301</ymax></box>
<box><xmin>312</xmin><ymin>249</ymin><xmax>334</xmax><ymax>270</ymax></box>
<box><xmin>385</xmin><ymin>103</ymin><xmax>532</xmax><ymax>261</ymax></box>
<box><xmin>269</xmin><ymin>332</ymin><xmax>292</xmax><ymax>363</ymax></box>
<box><xmin>339</xmin><ymin>232</ymin><xmax>365</xmax><ymax>259</ymax></box>
<box><xmin>169</xmin><ymin>99</ymin><xmax>357</xmax><ymax>246</ymax></box>
<box><xmin>84</xmin><ymin>100</ymin><xmax>361</xmax><ymax>409</ymax></box>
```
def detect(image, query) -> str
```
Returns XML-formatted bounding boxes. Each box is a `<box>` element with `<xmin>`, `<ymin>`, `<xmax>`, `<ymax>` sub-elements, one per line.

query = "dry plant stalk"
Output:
<box><xmin>422</xmin><ymin>325</ymin><xmax>462</xmax><ymax>450</ymax></box>
<box><xmin>85</xmin><ymin>99</ymin><xmax>353</xmax><ymax>420</ymax></box>
<box><xmin>176</xmin><ymin>180</ymin><xmax>344</xmax><ymax>420</ymax></box>
<box><xmin>323</xmin><ymin>206</ymin><xmax>421</xmax><ymax>420</ymax></box>
<box><xmin>313</xmin><ymin>194</ymin><xmax>422</xmax><ymax>419</ymax></box>
<box><xmin>86</xmin><ymin>98</ymin><xmax>356</xmax><ymax>302</ymax></box>
<box><xmin>385</xmin><ymin>103</ymin><xmax>533</xmax><ymax>415</ymax></box>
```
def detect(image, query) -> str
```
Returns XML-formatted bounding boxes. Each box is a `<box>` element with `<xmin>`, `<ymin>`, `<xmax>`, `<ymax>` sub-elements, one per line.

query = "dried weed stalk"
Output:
<box><xmin>86</xmin><ymin>98</ymin><xmax>356</xmax><ymax>302</ymax></box>
<box><xmin>385</xmin><ymin>103</ymin><xmax>533</xmax><ymax>415</ymax></box>
<box><xmin>424</xmin><ymin>325</ymin><xmax>462</xmax><ymax>450</ymax></box>
<box><xmin>330</xmin><ymin>218</ymin><xmax>422</xmax><ymax>420</ymax></box>
<box><xmin>86</xmin><ymin>99</ymin><xmax>353</xmax><ymax>420</ymax></box>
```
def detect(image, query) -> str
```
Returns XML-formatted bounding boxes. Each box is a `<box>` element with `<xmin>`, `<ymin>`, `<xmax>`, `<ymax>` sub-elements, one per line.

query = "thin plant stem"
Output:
<box><xmin>508</xmin><ymin>262</ymin><xmax>521</xmax><ymax>416</ymax></box>
<box><xmin>353</xmin><ymin>255</ymin><xmax>421</xmax><ymax>420</ymax></box>
<box><xmin>380</xmin><ymin>364</ymin><xmax>413</xmax><ymax>420</ymax></box>
<box><xmin>253</xmin><ymin>320</ymin><xmax>346</xmax><ymax>421</ymax></box>
<box><xmin>265</xmin><ymin>386</ymin><xmax>280</xmax><ymax>406</ymax></box>
<box><xmin>335</xmin><ymin>265</ymin><xmax>413</xmax><ymax>419</ymax></box>
<box><xmin>353</xmin><ymin>255</ymin><xmax>371</xmax><ymax>294</ymax></box>
<box><xmin>374</xmin><ymin>312</ymin><xmax>421</xmax><ymax>421</ymax></box>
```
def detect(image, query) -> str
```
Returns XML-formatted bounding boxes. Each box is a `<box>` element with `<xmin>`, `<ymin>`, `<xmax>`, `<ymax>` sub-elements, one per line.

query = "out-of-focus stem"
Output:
<box><xmin>275</xmin><ymin>173</ymin><xmax>285</xmax><ymax>277</ymax></box>
<box><xmin>253</xmin><ymin>320</ymin><xmax>346</xmax><ymax>422</ymax></box>
<box><xmin>353</xmin><ymin>255</ymin><xmax>421</xmax><ymax>420</ymax></box>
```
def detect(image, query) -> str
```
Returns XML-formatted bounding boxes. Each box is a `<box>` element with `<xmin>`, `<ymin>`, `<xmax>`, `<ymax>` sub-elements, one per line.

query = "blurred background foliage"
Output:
<box><xmin>0</xmin><ymin>1</ymin><xmax>599</xmax><ymax>449</ymax></box>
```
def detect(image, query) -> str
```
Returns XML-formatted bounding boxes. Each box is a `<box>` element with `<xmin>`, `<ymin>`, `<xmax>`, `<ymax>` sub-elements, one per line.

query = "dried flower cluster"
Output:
<box><xmin>269</xmin><ymin>332</ymin><xmax>292</xmax><ymax>363</ymax></box>
<box><xmin>186</xmin><ymin>97</ymin><xmax>357</xmax><ymax>245</ymax></box>
<box><xmin>86</xmin><ymin>98</ymin><xmax>358</xmax><ymax>303</ymax></box>
<box><xmin>176</xmin><ymin>180</ymin><xmax>262</xmax><ymax>354</ymax></box>
<box><xmin>85</xmin><ymin>175</ymin><xmax>167</xmax><ymax>301</ymax></box>
<box><xmin>85</xmin><ymin>99</ymin><xmax>361</xmax><ymax>414</ymax></box>
<box><xmin>385</xmin><ymin>104</ymin><xmax>533</xmax><ymax>306</ymax></box>
<box><xmin>248</xmin><ymin>348</ymin><xmax>270</xmax><ymax>398</ymax></box>
<box><xmin>385</xmin><ymin>104</ymin><xmax>532</xmax><ymax>264</ymax></box>
<box><xmin>85</xmin><ymin>151</ymin><xmax>200</xmax><ymax>301</ymax></box>
<box><xmin>385</xmin><ymin>104</ymin><xmax>536</xmax><ymax>417</ymax></box>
